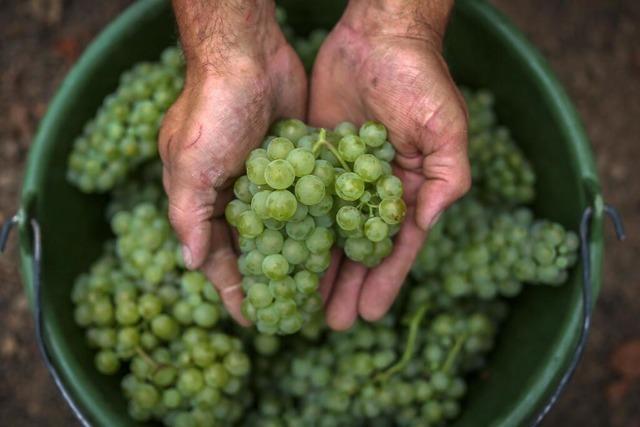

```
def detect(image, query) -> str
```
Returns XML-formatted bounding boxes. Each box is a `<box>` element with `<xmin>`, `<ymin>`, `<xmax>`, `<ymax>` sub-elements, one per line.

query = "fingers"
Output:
<box><xmin>325</xmin><ymin>260</ymin><xmax>368</xmax><ymax>331</ymax></box>
<box><xmin>200</xmin><ymin>219</ymin><xmax>249</xmax><ymax>326</ymax></box>
<box><xmin>358</xmin><ymin>207</ymin><xmax>427</xmax><ymax>321</ymax></box>
<box><xmin>413</xmin><ymin>94</ymin><xmax>470</xmax><ymax>230</ymax></box>
<box><xmin>415</xmin><ymin>135</ymin><xmax>470</xmax><ymax>230</ymax></box>
<box><xmin>166</xmin><ymin>167</ymin><xmax>219</xmax><ymax>270</ymax></box>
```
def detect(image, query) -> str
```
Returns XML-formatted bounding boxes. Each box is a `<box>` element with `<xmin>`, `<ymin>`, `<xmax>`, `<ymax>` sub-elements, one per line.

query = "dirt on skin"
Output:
<box><xmin>0</xmin><ymin>1</ymin><xmax>638</xmax><ymax>425</ymax></box>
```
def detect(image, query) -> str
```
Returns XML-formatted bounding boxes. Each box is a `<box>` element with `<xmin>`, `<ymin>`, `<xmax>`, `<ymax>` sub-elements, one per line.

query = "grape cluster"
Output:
<box><xmin>245</xmin><ymin>284</ymin><xmax>505</xmax><ymax>427</ymax></box>
<box><xmin>413</xmin><ymin>197</ymin><xmax>579</xmax><ymax>299</ymax></box>
<box><xmin>105</xmin><ymin>161</ymin><xmax>164</xmax><ymax>219</ymax></box>
<box><xmin>67</xmin><ymin>47</ymin><xmax>184</xmax><ymax>192</ymax></box>
<box><xmin>72</xmin><ymin>205</ymin><xmax>250</xmax><ymax>426</ymax></box>
<box><xmin>226</xmin><ymin>119</ymin><xmax>406</xmax><ymax>335</ymax></box>
<box><xmin>463</xmin><ymin>90</ymin><xmax>536</xmax><ymax>205</ymax></box>
<box><xmin>111</xmin><ymin>202</ymin><xmax>182</xmax><ymax>287</ymax></box>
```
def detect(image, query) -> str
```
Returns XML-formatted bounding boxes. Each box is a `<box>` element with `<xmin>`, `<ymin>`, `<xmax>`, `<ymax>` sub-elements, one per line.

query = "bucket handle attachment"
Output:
<box><xmin>0</xmin><ymin>215</ymin><xmax>92</xmax><ymax>427</ymax></box>
<box><xmin>0</xmin><ymin>205</ymin><xmax>627</xmax><ymax>427</ymax></box>
<box><xmin>531</xmin><ymin>204</ymin><xmax>625</xmax><ymax>426</ymax></box>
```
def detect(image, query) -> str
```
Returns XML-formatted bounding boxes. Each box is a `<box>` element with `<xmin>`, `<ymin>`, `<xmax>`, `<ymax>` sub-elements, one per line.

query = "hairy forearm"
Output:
<box><xmin>172</xmin><ymin>0</ymin><xmax>283</xmax><ymax>75</ymax></box>
<box><xmin>343</xmin><ymin>0</ymin><xmax>454</xmax><ymax>41</ymax></box>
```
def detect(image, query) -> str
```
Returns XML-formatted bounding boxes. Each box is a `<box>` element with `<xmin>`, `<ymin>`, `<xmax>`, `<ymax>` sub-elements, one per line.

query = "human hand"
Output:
<box><xmin>159</xmin><ymin>0</ymin><xmax>306</xmax><ymax>323</ymax></box>
<box><xmin>309</xmin><ymin>0</ymin><xmax>470</xmax><ymax>330</ymax></box>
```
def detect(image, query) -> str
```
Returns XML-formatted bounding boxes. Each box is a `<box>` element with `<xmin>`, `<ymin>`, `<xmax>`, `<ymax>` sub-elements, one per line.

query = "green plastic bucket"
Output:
<box><xmin>3</xmin><ymin>0</ymin><xmax>619</xmax><ymax>426</ymax></box>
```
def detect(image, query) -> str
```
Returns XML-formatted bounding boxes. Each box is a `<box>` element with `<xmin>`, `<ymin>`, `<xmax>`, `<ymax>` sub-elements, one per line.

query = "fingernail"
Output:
<box><xmin>429</xmin><ymin>211</ymin><xmax>442</xmax><ymax>229</ymax></box>
<box><xmin>182</xmin><ymin>245</ymin><xmax>193</xmax><ymax>269</ymax></box>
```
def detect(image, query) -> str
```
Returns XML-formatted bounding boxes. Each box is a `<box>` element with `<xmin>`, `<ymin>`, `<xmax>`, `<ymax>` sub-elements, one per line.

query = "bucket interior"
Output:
<box><xmin>24</xmin><ymin>1</ymin><xmax>597</xmax><ymax>426</ymax></box>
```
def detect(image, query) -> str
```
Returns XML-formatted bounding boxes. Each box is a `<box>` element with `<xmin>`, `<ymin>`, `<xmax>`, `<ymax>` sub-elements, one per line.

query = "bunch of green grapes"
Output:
<box><xmin>72</xmin><ymin>227</ymin><xmax>250</xmax><ymax>426</ymax></box>
<box><xmin>111</xmin><ymin>202</ymin><xmax>182</xmax><ymax>287</ymax></box>
<box><xmin>226</xmin><ymin>119</ymin><xmax>406</xmax><ymax>335</ymax></box>
<box><xmin>66</xmin><ymin>47</ymin><xmax>184</xmax><ymax>193</ymax></box>
<box><xmin>245</xmin><ymin>284</ymin><xmax>504</xmax><ymax>427</ymax></box>
<box><xmin>226</xmin><ymin>119</ymin><xmax>334</xmax><ymax>335</ymax></box>
<box><xmin>329</xmin><ymin>121</ymin><xmax>406</xmax><ymax>266</ymax></box>
<box><xmin>463</xmin><ymin>89</ymin><xmax>536</xmax><ymax>205</ymax></box>
<box><xmin>105</xmin><ymin>161</ymin><xmax>164</xmax><ymax>219</ymax></box>
<box><xmin>413</xmin><ymin>196</ymin><xmax>579</xmax><ymax>299</ymax></box>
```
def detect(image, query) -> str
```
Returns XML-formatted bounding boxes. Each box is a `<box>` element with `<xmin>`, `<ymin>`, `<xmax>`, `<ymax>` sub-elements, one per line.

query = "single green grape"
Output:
<box><xmin>295</xmin><ymin>175</ymin><xmax>325</xmax><ymax>206</ymax></box>
<box><xmin>151</xmin><ymin>314</ymin><xmax>179</xmax><ymax>340</ymax></box>
<box><xmin>264</xmin><ymin>159</ymin><xmax>295</xmax><ymax>190</ymax></box>
<box><xmin>238</xmin><ymin>236</ymin><xmax>256</xmax><ymax>252</ymax></box>
<box><xmin>305</xmin><ymin>251</ymin><xmax>331</xmax><ymax>273</ymax></box>
<box><xmin>246</xmin><ymin>156</ymin><xmax>269</xmax><ymax>185</ymax></box>
<box><xmin>373</xmin><ymin>142</ymin><xmax>396</xmax><ymax>162</ymax></box>
<box><xmin>279</xmin><ymin>313</ymin><xmax>303</xmax><ymax>334</ymax></box>
<box><xmin>236</xmin><ymin>210</ymin><xmax>264</xmax><ymax>238</ymax></box>
<box><xmin>359</xmin><ymin>121</ymin><xmax>387</xmax><ymax>147</ymax></box>
<box><xmin>336</xmin><ymin>205</ymin><xmax>362</xmax><ymax>231</ymax></box>
<box><xmin>354</xmin><ymin>154</ymin><xmax>383</xmax><ymax>182</ymax></box>
<box><xmin>244</xmin><ymin>250</ymin><xmax>265</xmax><ymax>276</ymax></box>
<box><xmin>266</xmin><ymin>190</ymin><xmax>298</xmax><ymax>221</ymax></box>
<box><xmin>372</xmin><ymin>238</ymin><xmax>393</xmax><ymax>259</ymax></box>
<box><xmin>274</xmin><ymin>119</ymin><xmax>308</xmax><ymax>143</ymax></box>
<box><xmin>376</xmin><ymin>175</ymin><xmax>403</xmax><ymax>199</ymax></box>
<box><xmin>193</xmin><ymin>303</ymin><xmax>219</xmax><ymax>327</ymax></box>
<box><xmin>308</xmin><ymin>194</ymin><xmax>334</xmax><ymax>217</ymax></box>
<box><xmin>305</xmin><ymin>227</ymin><xmax>334</xmax><ymax>254</ymax></box>
<box><xmin>289</xmin><ymin>203</ymin><xmax>308</xmax><ymax>222</ymax></box>
<box><xmin>257</xmin><ymin>305</ymin><xmax>280</xmax><ymax>326</ymax></box>
<box><xmin>287</xmin><ymin>148</ymin><xmax>316</xmax><ymax>177</ymax></box>
<box><xmin>285</xmin><ymin>215</ymin><xmax>315</xmax><ymax>240</ymax></box>
<box><xmin>269</xmin><ymin>277</ymin><xmax>297</xmax><ymax>299</ymax></box>
<box><xmin>233</xmin><ymin>175</ymin><xmax>252</xmax><ymax>202</ymax></box>
<box><xmin>294</xmin><ymin>270</ymin><xmax>319</xmax><ymax>294</ymax></box>
<box><xmin>335</xmin><ymin>172</ymin><xmax>365</xmax><ymax>201</ymax></box>
<box><xmin>282</xmin><ymin>238</ymin><xmax>310</xmax><ymax>265</ymax></box>
<box><xmin>224</xmin><ymin>200</ymin><xmax>249</xmax><ymax>226</ymax></box>
<box><xmin>267</xmin><ymin>137</ymin><xmax>295</xmax><ymax>160</ymax></box>
<box><xmin>313</xmin><ymin>159</ymin><xmax>336</xmax><ymax>189</ymax></box>
<box><xmin>95</xmin><ymin>350</ymin><xmax>120</xmax><ymax>374</ymax></box>
<box><xmin>251</xmin><ymin>190</ymin><xmax>272</xmax><ymax>219</ymax></box>
<box><xmin>364</xmin><ymin>217</ymin><xmax>389</xmax><ymax>242</ymax></box>
<box><xmin>344</xmin><ymin>237</ymin><xmax>374</xmax><ymax>262</ymax></box>
<box><xmin>296</xmin><ymin>134</ymin><xmax>317</xmax><ymax>151</ymax></box>
<box><xmin>247</xmin><ymin>282</ymin><xmax>273</xmax><ymax>309</ymax></box>
<box><xmin>256</xmin><ymin>229</ymin><xmax>285</xmax><ymax>255</ymax></box>
<box><xmin>338</xmin><ymin>135</ymin><xmax>366</xmax><ymax>162</ymax></box>
<box><xmin>263</xmin><ymin>218</ymin><xmax>284</xmax><ymax>231</ymax></box>
<box><xmin>334</xmin><ymin>121</ymin><xmax>357</xmax><ymax>137</ymax></box>
<box><xmin>379</xmin><ymin>197</ymin><xmax>407</xmax><ymax>225</ymax></box>
<box><xmin>262</xmin><ymin>254</ymin><xmax>290</xmax><ymax>280</ymax></box>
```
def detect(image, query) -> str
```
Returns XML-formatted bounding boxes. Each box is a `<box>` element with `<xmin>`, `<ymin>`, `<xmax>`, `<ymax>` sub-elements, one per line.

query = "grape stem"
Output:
<box><xmin>441</xmin><ymin>332</ymin><xmax>468</xmax><ymax>374</ymax></box>
<box><xmin>374</xmin><ymin>303</ymin><xmax>430</xmax><ymax>383</ymax></box>
<box><xmin>135</xmin><ymin>346</ymin><xmax>160</xmax><ymax>371</ymax></box>
<box><xmin>312</xmin><ymin>129</ymin><xmax>351</xmax><ymax>172</ymax></box>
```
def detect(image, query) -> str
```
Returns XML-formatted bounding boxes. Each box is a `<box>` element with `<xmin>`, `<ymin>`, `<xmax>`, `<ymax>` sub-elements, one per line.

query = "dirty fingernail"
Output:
<box><xmin>182</xmin><ymin>245</ymin><xmax>193</xmax><ymax>269</ymax></box>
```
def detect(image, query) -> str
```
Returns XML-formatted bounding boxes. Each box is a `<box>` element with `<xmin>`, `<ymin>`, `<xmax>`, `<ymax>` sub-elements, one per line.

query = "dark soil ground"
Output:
<box><xmin>1</xmin><ymin>1</ymin><xmax>638</xmax><ymax>426</ymax></box>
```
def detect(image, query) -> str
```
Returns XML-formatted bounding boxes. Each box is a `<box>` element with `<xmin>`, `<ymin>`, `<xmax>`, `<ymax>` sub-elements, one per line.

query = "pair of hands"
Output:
<box><xmin>159</xmin><ymin>0</ymin><xmax>470</xmax><ymax>331</ymax></box>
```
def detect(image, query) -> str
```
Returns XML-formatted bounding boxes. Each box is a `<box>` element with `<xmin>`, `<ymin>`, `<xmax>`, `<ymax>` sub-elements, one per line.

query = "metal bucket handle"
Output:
<box><xmin>0</xmin><ymin>204</ymin><xmax>626</xmax><ymax>427</ymax></box>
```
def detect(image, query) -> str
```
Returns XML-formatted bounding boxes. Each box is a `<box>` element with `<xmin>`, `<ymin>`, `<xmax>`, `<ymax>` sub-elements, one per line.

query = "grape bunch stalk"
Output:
<box><xmin>225</xmin><ymin>119</ymin><xmax>407</xmax><ymax>335</ymax></box>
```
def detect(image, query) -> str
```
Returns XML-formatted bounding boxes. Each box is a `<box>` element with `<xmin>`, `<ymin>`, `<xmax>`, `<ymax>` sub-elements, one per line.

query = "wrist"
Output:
<box><xmin>174</xmin><ymin>0</ymin><xmax>286</xmax><ymax>79</ymax></box>
<box><xmin>341</xmin><ymin>0</ymin><xmax>453</xmax><ymax>44</ymax></box>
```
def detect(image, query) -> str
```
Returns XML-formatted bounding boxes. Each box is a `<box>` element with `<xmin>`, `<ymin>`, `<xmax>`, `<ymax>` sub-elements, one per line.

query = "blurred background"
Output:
<box><xmin>0</xmin><ymin>0</ymin><xmax>638</xmax><ymax>425</ymax></box>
